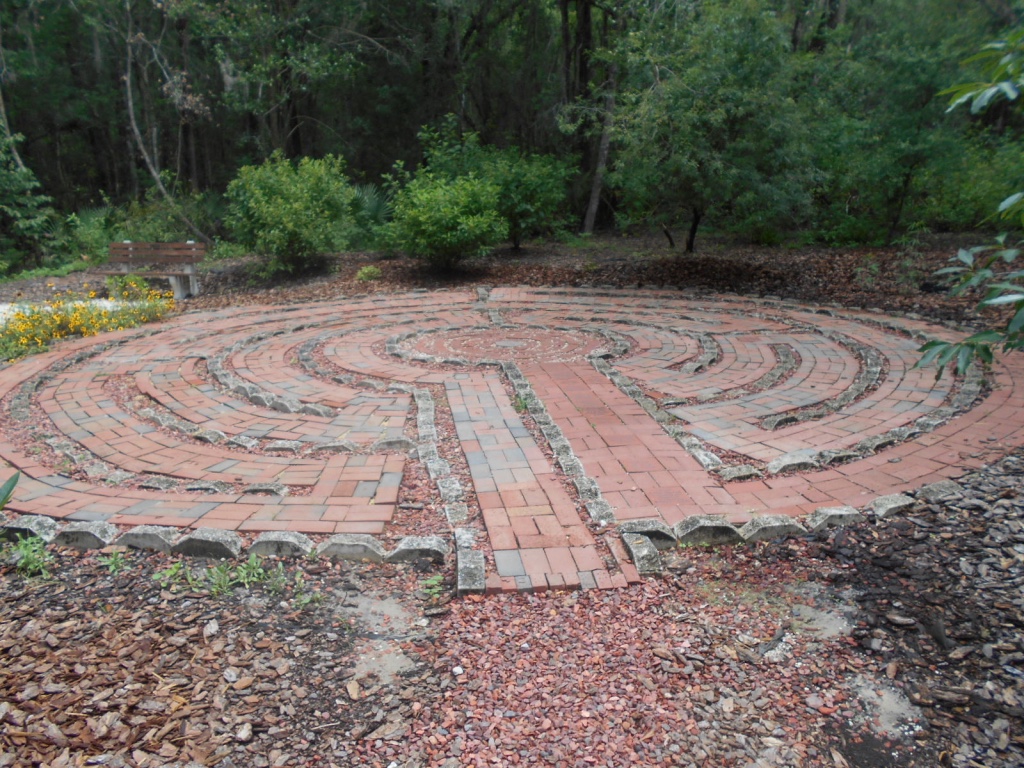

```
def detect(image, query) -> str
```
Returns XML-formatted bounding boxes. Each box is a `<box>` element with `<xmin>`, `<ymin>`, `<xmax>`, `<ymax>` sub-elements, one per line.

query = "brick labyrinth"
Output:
<box><xmin>3</xmin><ymin>287</ymin><xmax>1024</xmax><ymax>592</ymax></box>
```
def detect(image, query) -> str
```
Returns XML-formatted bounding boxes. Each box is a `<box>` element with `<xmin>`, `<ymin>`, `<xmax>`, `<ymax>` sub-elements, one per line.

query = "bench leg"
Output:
<box><xmin>168</xmin><ymin>276</ymin><xmax>188</xmax><ymax>300</ymax></box>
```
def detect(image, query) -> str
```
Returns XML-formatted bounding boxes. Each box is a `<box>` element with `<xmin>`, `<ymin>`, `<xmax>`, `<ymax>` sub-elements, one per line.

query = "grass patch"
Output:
<box><xmin>355</xmin><ymin>265</ymin><xmax>382</xmax><ymax>282</ymax></box>
<box><xmin>0</xmin><ymin>261</ymin><xmax>90</xmax><ymax>285</ymax></box>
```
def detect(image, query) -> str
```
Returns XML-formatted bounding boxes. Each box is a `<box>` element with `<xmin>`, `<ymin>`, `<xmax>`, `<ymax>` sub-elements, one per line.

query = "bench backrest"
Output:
<box><xmin>108</xmin><ymin>241</ymin><xmax>206</xmax><ymax>264</ymax></box>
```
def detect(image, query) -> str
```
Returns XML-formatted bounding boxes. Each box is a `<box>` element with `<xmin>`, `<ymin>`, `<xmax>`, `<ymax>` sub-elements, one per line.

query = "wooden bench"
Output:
<box><xmin>99</xmin><ymin>241</ymin><xmax>206</xmax><ymax>300</ymax></box>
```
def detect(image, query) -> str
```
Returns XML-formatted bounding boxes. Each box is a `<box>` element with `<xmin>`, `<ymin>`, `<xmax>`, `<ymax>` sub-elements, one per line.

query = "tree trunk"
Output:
<box><xmin>582</xmin><ymin>68</ymin><xmax>615</xmax><ymax>234</ymax></box>
<box><xmin>575</xmin><ymin>1</ymin><xmax>592</xmax><ymax>103</ymax></box>
<box><xmin>886</xmin><ymin>165</ymin><xmax>918</xmax><ymax>244</ymax></box>
<box><xmin>559</xmin><ymin>0</ymin><xmax>572</xmax><ymax>102</ymax></box>
<box><xmin>0</xmin><ymin>18</ymin><xmax>28</xmax><ymax>172</ymax></box>
<box><xmin>123</xmin><ymin>1</ymin><xmax>210</xmax><ymax>244</ymax></box>
<box><xmin>685</xmin><ymin>208</ymin><xmax>702</xmax><ymax>253</ymax></box>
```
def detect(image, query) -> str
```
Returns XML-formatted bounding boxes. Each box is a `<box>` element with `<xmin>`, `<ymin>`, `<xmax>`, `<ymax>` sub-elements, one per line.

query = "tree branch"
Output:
<box><xmin>123</xmin><ymin>0</ymin><xmax>210</xmax><ymax>244</ymax></box>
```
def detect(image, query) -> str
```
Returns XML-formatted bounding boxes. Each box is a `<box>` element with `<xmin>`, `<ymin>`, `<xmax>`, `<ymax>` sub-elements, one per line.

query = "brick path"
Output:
<box><xmin>3</xmin><ymin>287</ymin><xmax>1024</xmax><ymax>592</ymax></box>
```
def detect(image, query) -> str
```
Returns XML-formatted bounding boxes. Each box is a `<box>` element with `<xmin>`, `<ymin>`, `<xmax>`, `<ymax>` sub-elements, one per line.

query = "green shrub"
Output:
<box><xmin>355</xmin><ymin>265</ymin><xmax>382</xmax><ymax>282</ymax></box>
<box><xmin>4</xmin><ymin>534</ymin><xmax>53</xmax><ymax>579</ymax></box>
<box><xmin>105</xmin><ymin>273</ymin><xmax>151</xmax><ymax>300</ymax></box>
<box><xmin>486</xmin><ymin>151</ymin><xmax>572</xmax><ymax>248</ymax></box>
<box><xmin>386</xmin><ymin>173</ymin><xmax>507</xmax><ymax>269</ymax></box>
<box><xmin>0</xmin><ymin>136</ymin><xmax>56</xmax><ymax>274</ymax></box>
<box><xmin>351</xmin><ymin>184</ymin><xmax>394</xmax><ymax>247</ymax></box>
<box><xmin>226</xmin><ymin>152</ymin><xmax>358</xmax><ymax>277</ymax></box>
<box><xmin>914</xmin><ymin>134</ymin><xmax>1024</xmax><ymax>232</ymax></box>
<box><xmin>67</xmin><ymin>206</ymin><xmax>125</xmax><ymax>263</ymax></box>
<box><xmin>420</xmin><ymin>120</ymin><xmax>571</xmax><ymax>248</ymax></box>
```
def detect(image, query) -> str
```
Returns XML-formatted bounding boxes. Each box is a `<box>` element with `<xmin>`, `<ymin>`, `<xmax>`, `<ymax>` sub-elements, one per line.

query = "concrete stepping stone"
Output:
<box><xmin>917</xmin><ymin>480</ymin><xmax>963</xmax><ymax>502</ymax></box>
<box><xmin>586</xmin><ymin>500</ymin><xmax>616</xmax><ymax>525</ymax></box>
<box><xmin>242</xmin><ymin>482</ymin><xmax>288</xmax><ymax>496</ymax></box>
<box><xmin>437</xmin><ymin>477</ymin><xmax>464</xmax><ymax>503</ymax></box>
<box><xmin>52</xmin><ymin>521</ymin><xmax>119</xmax><ymax>550</ymax></box>
<box><xmin>371</xmin><ymin>437</ymin><xmax>416</xmax><ymax>452</ymax></box>
<box><xmin>300</xmin><ymin>403</ymin><xmax>335</xmax><ymax>418</ymax></box>
<box><xmin>444</xmin><ymin>503</ymin><xmax>469</xmax><ymax>525</ymax></box>
<box><xmin>194</xmin><ymin>429</ymin><xmax>226</xmax><ymax>444</ymax></box>
<box><xmin>265</xmin><ymin>440</ymin><xmax>303</xmax><ymax>453</ymax></box>
<box><xmin>316</xmin><ymin>440</ymin><xmax>359</xmax><ymax>453</ymax></box>
<box><xmin>249</xmin><ymin>531</ymin><xmax>313</xmax><ymax>557</ymax></box>
<box><xmin>138</xmin><ymin>476</ymin><xmax>178</xmax><ymax>491</ymax></box>
<box><xmin>454</xmin><ymin>528</ymin><xmax>477</xmax><ymax>550</ymax></box>
<box><xmin>172</xmin><ymin>528</ymin><xmax>242</xmax><ymax>559</ymax></box>
<box><xmin>740</xmin><ymin>515</ymin><xmax>808</xmax><ymax>543</ymax></box>
<box><xmin>2</xmin><ymin>515</ymin><xmax>60</xmax><ymax>543</ymax></box>
<box><xmin>115</xmin><ymin>525</ymin><xmax>179</xmax><ymax>553</ymax></box>
<box><xmin>387</xmin><ymin>536</ymin><xmax>450</xmax><ymax>564</ymax></box>
<box><xmin>457</xmin><ymin>550</ymin><xmax>486</xmax><ymax>595</ymax></box>
<box><xmin>715</xmin><ymin>465</ymin><xmax>762</xmax><ymax>482</ymax></box>
<box><xmin>868</xmin><ymin>493</ymin><xmax>916</xmax><ymax>518</ymax></box>
<box><xmin>317</xmin><ymin>534</ymin><xmax>387</xmax><ymax>563</ymax></box>
<box><xmin>185</xmin><ymin>480</ymin><xmax>233</xmax><ymax>494</ymax></box>
<box><xmin>621</xmin><ymin>533</ymin><xmax>663</xmax><ymax>574</ymax></box>
<box><xmin>767</xmin><ymin>450</ymin><xmax>820</xmax><ymax>475</ymax></box>
<box><xmin>673</xmin><ymin>515</ymin><xmax>744</xmax><ymax>546</ymax></box>
<box><xmin>805</xmin><ymin>505</ymin><xmax>864</xmax><ymax>532</ymax></box>
<box><xmin>617</xmin><ymin>520</ymin><xmax>677</xmax><ymax>550</ymax></box>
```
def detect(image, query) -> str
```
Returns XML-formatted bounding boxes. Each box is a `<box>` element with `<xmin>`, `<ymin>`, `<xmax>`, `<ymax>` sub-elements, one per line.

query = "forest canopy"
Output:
<box><xmin>1</xmin><ymin>0</ymin><xmax>1023</xmax><ymax>273</ymax></box>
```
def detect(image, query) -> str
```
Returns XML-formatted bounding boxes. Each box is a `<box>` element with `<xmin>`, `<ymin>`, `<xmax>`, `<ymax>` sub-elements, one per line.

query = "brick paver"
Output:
<box><xmin>3</xmin><ymin>287</ymin><xmax>1024</xmax><ymax>591</ymax></box>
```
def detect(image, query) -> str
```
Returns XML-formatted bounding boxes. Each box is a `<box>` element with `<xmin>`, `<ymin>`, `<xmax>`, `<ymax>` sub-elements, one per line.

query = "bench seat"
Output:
<box><xmin>98</xmin><ymin>241</ymin><xmax>206</xmax><ymax>299</ymax></box>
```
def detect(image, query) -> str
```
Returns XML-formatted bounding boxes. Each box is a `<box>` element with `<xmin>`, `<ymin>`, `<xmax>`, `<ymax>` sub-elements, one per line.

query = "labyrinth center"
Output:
<box><xmin>3</xmin><ymin>286</ymin><xmax>1024</xmax><ymax>592</ymax></box>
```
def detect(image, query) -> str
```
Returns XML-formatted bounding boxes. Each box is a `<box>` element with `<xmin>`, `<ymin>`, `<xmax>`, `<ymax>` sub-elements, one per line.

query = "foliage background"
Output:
<box><xmin>1</xmin><ymin>0</ymin><xmax>1023</xmax><ymax>273</ymax></box>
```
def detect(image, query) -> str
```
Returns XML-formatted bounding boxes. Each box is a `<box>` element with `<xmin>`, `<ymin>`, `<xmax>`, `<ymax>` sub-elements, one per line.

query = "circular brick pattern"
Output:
<box><xmin>402</xmin><ymin>325</ymin><xmax>609</xmax><ymax>364</ymax></box>
<box><xmin>2</xmin><ymin>287</ymin><xmax>1023</xmax><ymax>592</ymax></box>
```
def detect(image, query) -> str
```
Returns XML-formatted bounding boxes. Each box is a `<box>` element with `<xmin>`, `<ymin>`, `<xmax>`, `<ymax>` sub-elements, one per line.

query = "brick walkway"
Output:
<box><xmin>3</xmin><ymin>287</ymin><xmax>1024</xmax><ymax>592</ymax></box>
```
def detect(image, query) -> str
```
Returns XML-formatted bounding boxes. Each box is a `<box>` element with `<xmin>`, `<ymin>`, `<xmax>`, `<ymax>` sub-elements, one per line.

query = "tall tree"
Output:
<box><xmin>613</xmin><ymin>0</ymin><xmax>814</xmax><ymax>250</ymax></box>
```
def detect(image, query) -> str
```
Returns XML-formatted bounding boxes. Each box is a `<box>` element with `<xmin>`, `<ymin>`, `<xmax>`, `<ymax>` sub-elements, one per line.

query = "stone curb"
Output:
<box><xmin>0</xmin><ymin>517</ymin><xmax>452</xmax><ymax>572</ymax></box>
<box><xmin>614</xmin><ymin>480</ymin><xmax>960</xmax><ymax>574</ymax></box>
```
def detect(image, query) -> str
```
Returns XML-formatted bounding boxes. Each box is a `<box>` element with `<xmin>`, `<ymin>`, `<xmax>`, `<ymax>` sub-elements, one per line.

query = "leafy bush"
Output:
<box><xmin>66</xmin><ymin>206</ymin><xmax>126</xmax><ymax>262</ymax></box>
<box><xmin>914</xmin><ymin>133</ymin><xmax>1024</xmax><ymax>232</ymax></box>
<box><xmin>351</xmin><ymin>184</ymin><xmax>394</xmax><ymax>247</ymax></box>
<box><xmin>120</xmin><ymin>190</ymin><xmax>222</xmax><ymax>243</ymax></box>
<box><xmin>0</xmin><ymin>288</ymin><xmax>174</xmax><ymax>361</ymax></box>
<box><xmin>917</xmin><ymin>28</ymin><xmax>1024</xmax><ymax>374</ymax></box>
<box><xmin>3</xmin><ymin>534</ymin><xmax>53</xmax><ymax>579</ymax></box>
<box><xmin>386</xmin><ymin>172</ymin><xmax>507</xmax><ymax>269</ymax></box>
<box><xmin>487</xmin><ymin>151</ymin><xmax>572</xmax><ymax>248</ymax></box>
<box><xmin>226</xmin><ymin>152</ymin><xmax>358</xmax><ymax>277</ymax></box>
<box><xmin>420</xmin><ymin>120</ymin><xmax>571</xmax><ymax>248</ymax></box>
<box><xmin>56</xmin><ymin>190</ymin><xmax>221</xmax><ymax>268</ymax></box>
<box><xmin>0</xmin><ymin>136</ymin><xmax>56</xmax><ymax>274</ymax></box>
<box><xmin>105</xmin><ymin>273</ymin><xmax>151</xmax><ymax>300</ymax></box>
<box><xmin>355</xmin><ymin>265</ymin><xmax>382</xmax><ymax>282</ymax></box>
